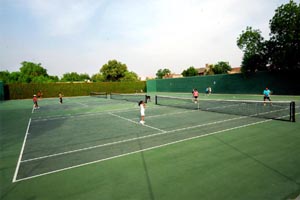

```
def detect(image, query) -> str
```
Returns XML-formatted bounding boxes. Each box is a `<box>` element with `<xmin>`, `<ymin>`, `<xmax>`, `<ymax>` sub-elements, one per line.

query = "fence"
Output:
<box><xmin>147</xmin><ymin>71</ymin><xmax>300</xmax><ymax>95</ymax></box>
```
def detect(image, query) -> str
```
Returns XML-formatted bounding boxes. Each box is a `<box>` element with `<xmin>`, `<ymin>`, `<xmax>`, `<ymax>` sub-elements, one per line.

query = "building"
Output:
<box><xmin>163</xmin><ymin>73</ymin><xmax>183</xmax><ymax>79</ymax></box>
<box><xmin>228</xmin><ymin>67</ymin><xmax>241</xmax><ymax>74</ymax></box>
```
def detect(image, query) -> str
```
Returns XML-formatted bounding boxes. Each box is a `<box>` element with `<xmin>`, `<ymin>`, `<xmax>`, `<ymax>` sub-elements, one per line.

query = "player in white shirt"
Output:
<box><xmin>139</xmin><ymin>100</ymin><xmax>146</xmax><ymax>124</ymax></box>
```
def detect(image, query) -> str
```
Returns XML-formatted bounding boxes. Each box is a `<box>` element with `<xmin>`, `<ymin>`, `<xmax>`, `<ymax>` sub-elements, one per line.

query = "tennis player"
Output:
<box><xmin>263</xmin><ymin>87</ymin><xmax>272</xmax><ymax>106</ymax></box>
<box><xmin>33</xmin><ymin>94</ymin><xmax>39</xmax><ymax>109</ymax></box>
<box><xmin>192</xmin><ymin>89</ymin><xmax>199</xmax><ymax>103</ymax></box>
<box><xmin>59</xmin><ymin>92</ymin><xmax>63</xmax><ymax>104</ymax></box>
<box><xmin>139</xmin><ymin>100</ymin><xmax>146</xmax><ymax>124</ymax></box>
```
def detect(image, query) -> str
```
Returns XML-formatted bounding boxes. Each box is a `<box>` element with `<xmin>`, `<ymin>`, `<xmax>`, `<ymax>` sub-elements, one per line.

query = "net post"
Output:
<box><xmin>144</xmin><ymin>95</ymin><xmax>147</xmax><ymax>103</ymax></box>
<box><xmin>290</xmin><ymin>101</ymin><xmax>296</xmax><ymax>122</ymax></box>
<box><xmin>155</xmin><ymin>95</ymin><xmax>158</xmax><ymax>105</ymax></box>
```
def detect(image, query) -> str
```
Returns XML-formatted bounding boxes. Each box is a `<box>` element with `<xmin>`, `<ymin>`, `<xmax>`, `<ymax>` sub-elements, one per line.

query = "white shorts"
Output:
<box><xmin>140</xmin><ymin>110</ymin><xmax>145</xmax><ymax>116</ymax></box>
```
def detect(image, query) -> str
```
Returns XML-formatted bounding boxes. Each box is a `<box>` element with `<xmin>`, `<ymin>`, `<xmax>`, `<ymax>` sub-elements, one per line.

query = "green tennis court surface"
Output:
<box><xmin>1</xmin><ymin>93</ymin><xmax>300</xmax><ymax>199</ymax></box>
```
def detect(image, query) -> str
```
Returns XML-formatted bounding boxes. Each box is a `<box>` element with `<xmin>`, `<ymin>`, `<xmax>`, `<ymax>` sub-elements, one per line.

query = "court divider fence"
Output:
<box><xmin>147</xmin><ymin>71</ymin><xmax>300</xmax><ymax>95</ymax></box>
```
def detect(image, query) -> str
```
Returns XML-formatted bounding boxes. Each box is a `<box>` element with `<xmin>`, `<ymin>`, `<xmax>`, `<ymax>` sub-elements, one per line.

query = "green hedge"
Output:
<box><xmin>4</xmin><ymin>81</ymin><xmax>146</xmax><ymax>100</ymax></box>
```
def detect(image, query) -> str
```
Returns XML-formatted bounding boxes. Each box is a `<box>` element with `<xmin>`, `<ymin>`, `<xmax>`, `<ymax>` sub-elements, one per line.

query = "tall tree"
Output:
<box><xmin>120</xmin><ymin>71</ymin><xmax>139</xmax><ymax>82</ymax></box>
<box><xmin>156</xmin><ymin>68</ymin><xmax>171</xmax><ymax>79</ymax></box>
<box><xmin>181</xmin><ymin>66</ymin><xmax>198</xmax><ymax>77</ymax></box>
<box><xmin>0</xmin><ymin>71</ymin><xmax>11</xmax><ymax>84</ymax></box>
<box><xmin>237</xmin><ymin>1</ymin><xmax>300</xmax><ymax>73</ymax></box>
<box><xmin>100</xmin><ymin>60</ymin><xmax>128</xmax><ymax>81</ymax></box>
<box><xmin>61</xmin><ymin>72</ymin><xmax>81</xmax><ymax>82</ymax></box>
<box><xmin>91</xmin><ymin>73</ymin><xmax>105</xmax><ymax>82</ymax></box>
<box><xmin>79</xmin><ymin>73</ymin><xmax>90</xmax><ymax>81</ymax></box>
<box><xmin>19</xmin><ymin>61</ymin><xmax>49</xmax><ymax>83</ymax></box>
<box><xmin>268</xmin><ymin>0</ymin><xmax>300</xmax><ymax>70</ymax></box>
<box><xmin>237</xmin><ymin>27</ymin><xmax>267</xmax><ymax>73</ymax></box>
<box><xmin>213</xmin><ymin>61</ymin><xmax>232</xmax><ymax>74</ymax></box>
<box><xmin>237</xmin><ymin>26</ymin><xmax>265</xmax><ymax>55</ymax></box>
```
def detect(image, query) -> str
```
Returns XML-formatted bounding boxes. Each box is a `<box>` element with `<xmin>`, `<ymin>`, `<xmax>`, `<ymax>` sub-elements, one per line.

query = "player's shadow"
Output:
<box><xmin>136</xmin><ymin>130</ymin><xmax>156</xmax><ymax>200</ymax></box>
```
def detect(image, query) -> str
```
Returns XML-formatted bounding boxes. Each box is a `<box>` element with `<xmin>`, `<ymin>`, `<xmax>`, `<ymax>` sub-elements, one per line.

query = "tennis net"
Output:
<box><xmin>110</xmin><ymin>93</ymin><xmax>149</xmax><ymax>103</ymax></box>
<box><xmin>155</xmin><ymin>95</ymin><xmax>296</xmax><ymax>122</ymax></box>
<box><xmin>90</xmin><ymin>92</ymin><xmax>108</xmax><ymax>99</ymax></box>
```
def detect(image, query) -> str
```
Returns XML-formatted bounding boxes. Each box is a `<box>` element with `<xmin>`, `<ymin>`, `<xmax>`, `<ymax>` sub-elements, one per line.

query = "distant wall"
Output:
<box><xmin>147</xmin><ymin>71</ymin><xmax>300</xmax><ymax>95</ymax></box>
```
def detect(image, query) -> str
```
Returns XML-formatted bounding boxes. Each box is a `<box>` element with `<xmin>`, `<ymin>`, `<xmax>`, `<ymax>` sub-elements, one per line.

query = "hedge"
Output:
<box><xmin>4</xmin><ymin>81</ymin><xmax>146</xmax><ymax>100</ymax></box>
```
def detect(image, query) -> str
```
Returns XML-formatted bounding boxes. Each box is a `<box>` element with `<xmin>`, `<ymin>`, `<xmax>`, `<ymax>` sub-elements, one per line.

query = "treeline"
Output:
<box><xmin>0</xmin><ymin>60</ymin><xmax>140</xmax><ymax>84</ymax></box>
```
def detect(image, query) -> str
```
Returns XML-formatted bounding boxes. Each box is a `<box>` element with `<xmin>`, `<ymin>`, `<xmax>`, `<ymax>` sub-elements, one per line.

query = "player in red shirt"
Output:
<box><xmin>33</xmin><ymin>94</ymin><xmax>39</xmax><ymax>109</ymax></box>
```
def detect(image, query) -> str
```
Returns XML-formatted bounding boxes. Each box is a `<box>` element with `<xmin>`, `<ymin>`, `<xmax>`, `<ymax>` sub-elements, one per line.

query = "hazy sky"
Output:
<box><xmin>0</xmin><ymin>0</ymin><xmax>290</xmax><ymax>78</ymax></box>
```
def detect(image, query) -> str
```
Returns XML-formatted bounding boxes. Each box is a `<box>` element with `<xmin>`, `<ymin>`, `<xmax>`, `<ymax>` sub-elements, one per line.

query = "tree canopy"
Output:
<box><xmin>156</xmin><ymin>68</ymin><xmax>171</xmax><ymax>79</ymax></box>
<box><xmin>100</xmin><ymin>60</ymin><xmax>128</xmax><ymax>81</ymax></box>
<box><xmin>237</xmin><ymin>27</ymin><xmax>265</xmax><ymax>56</ymax></box>
<box><xmin>61</xmin><ymin>72</ymin><xmax>90</xmax><ymax>82</ymax></box>
<box><xmin>203</xmin><ymin>62</ymin><xmax>232</xmax><ymax>75</ymax></box>
<box><xmin>0</xmin><ymin>61</ymin><xmax>59</xmax><ymax>83</ymax></box>
<box><xmin>120</xmin><ymin>71</ymin><xmax>139</xmax><ymax>82</ymax></box>
<box><xmin>237</xmin><ymin>0</ymin><xmax>300</xmax><ymax>73</ymax></box>
<box><xmin>181</xmin><ymin>66</ymin><xmax>198</xmax><ymax>77</ymax></box>
<box><xmin>213</xmin><ymin>62</ymin><xmax>232</xmax><ymax>74</ymax></box>
<box><xmin>269</xmin><ymin>0</ymin><xmax>300</xmax><ymax>70</ymax></box>
<box><xmin>0</xmin><ymin>59</ymin><xmax>141</xmax><ymax>84</ymax></box>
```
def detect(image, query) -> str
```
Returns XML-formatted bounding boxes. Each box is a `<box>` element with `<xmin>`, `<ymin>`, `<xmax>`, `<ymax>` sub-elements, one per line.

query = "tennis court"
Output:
<box><xmin>1</xmin><ymin>93</ymin><xmax>300</xmax><ymax>199</ymax></box>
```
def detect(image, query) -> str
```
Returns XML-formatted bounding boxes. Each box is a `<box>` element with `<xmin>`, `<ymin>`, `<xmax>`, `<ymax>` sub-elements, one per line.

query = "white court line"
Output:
<box><xmin>21</xmin><ymin>115</ymin><xmax>246</xmax><ymax>163</ymax></box>
<box><xmin>145</xmin><ymin>109</ymin><xmax>197</xmax><ymax>119</ymax></box>
<box><xmin>12</xmin><ymin>118</ymin><xmax>31</xmax><ymax>183</ymax></box>
<box><xmin>15</xmin><ymin>105</ymin><xmax>298</xmax><ymax>183</ymax></box>
<box><xmin>31</xmin><ymin>105</ymin><xmax>151</xmax><ymax>122</ymax></box>
<box><xmin>108</xmin><ymin>112</ymin><xmax>166</xmax><ymax>132</ymax></box>
<box><xmin>20</xmin><ymin>107</ymin><xmax>295</xmax><ymax>163</ymax></box>
<box><xmin>30</xmin><ymin>102</ymin><xmax>172</xmax><ymax>122</ymax></box>
<box><xmin>14</xmin><ymin>117</ymin><xmax>273</xmax><ymax>183</ymax></box>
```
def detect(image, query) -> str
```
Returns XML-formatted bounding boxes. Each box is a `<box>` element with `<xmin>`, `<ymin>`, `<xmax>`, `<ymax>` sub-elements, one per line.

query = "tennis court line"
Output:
<box><xmin>145</xmin><ymin>109</ymin><xmax>197</xmax><ymax>119</ymax></box>
<box><xmin>14</xmin><ymin>117</ymin><xmax>273</xmax><ymax>183</ymax></box>
<box><xmin>21</xmin><ymin>107</ymin><xmax>294</xmax><ymax>163</ymax></box>
<box><xmin>15</xmin><ymin>111</ymin><xmax>298</xmax><ymax>183</ymax></box>
<box><xmin>12</xmin><ymin>118</ymin><xmax>31</xmax><ymax>183</ymax></box>
<box><xmin>108</xmin><ymin>112</ymin><xmax>166</xmax><ymax>132</ymax></box>
<box><xmin>21</xmin><ymin>115</ymin><xmax>244</xmax><ymax>163</ymax></box>
<box><xmin>30</xmin><ymin>106</ymin><xmax>143</xmax><ymax>122</ymax></box>
<box><xmin>30</xmin><ymin>103</ymin><xmax>163</xmax><ymax>122</ymax></box>
<box><xmin>19</xmin><ymin>108</ymin><xmax>289</xmax><ymax>164</ymax></box>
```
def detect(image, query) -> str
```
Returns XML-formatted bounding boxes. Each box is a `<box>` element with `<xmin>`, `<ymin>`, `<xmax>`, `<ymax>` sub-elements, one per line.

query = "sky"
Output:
<box><xmin>0</xmin><ymin>0</ymin><xmax>292</xmax><ymax>78</ymax></box>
